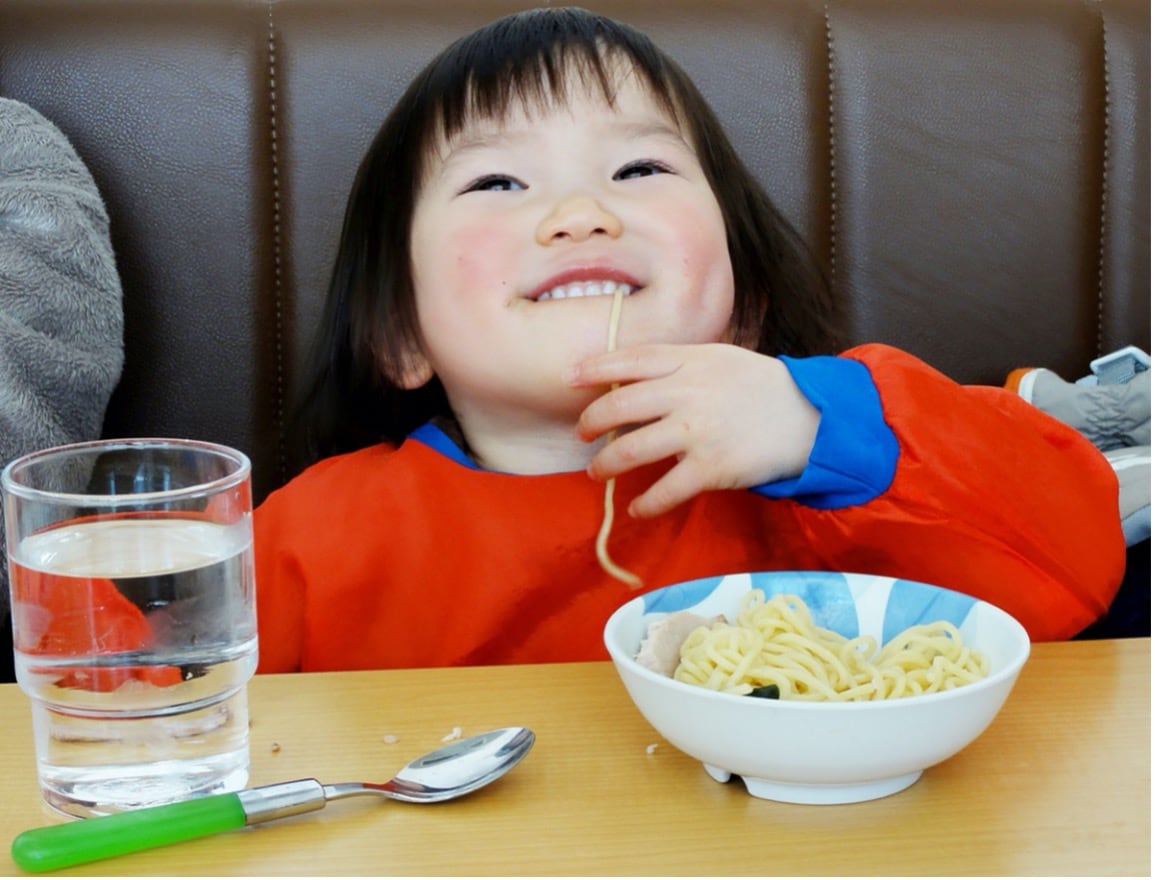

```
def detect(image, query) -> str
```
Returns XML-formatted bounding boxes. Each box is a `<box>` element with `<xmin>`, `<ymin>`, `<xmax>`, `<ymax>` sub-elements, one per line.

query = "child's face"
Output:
<box><xmin>406</xmin><ymin>64</ymin><xmax>734</xmax><ymax>423</ymax></box>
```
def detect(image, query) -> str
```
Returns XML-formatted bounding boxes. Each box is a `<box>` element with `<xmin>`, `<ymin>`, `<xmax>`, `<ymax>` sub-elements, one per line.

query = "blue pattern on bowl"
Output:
<box><xmin>639</xmin><ymin>571</ymin><xmax>980</xmax><ymax>643</ymax></box>
<box><xmin>750</xmin><ymin>571</ymin><xmax>860</xmax><ymax>638</ymax></box>
<box><xmin>642</xmin><ymin>575</ymin><xmax>725</xmax><ymax>613</ymax></box>
<box><xmin>881</xmin><ymin>579</ymin><xmax>978</xmax><ymax>643</ymax></box>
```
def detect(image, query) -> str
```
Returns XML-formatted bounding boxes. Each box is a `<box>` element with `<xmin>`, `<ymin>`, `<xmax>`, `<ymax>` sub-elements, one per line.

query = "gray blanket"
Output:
<box><xmin>0</xmin><ymin>98</ymin><xmax>124</xmax><ymax>619</ymax></box>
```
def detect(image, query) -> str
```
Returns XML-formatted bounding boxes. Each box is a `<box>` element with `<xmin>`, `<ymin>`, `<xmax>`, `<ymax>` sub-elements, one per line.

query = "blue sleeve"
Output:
<box><xmin>751</xmin><ymin>355</ymin><xmax>898</xmax><ymax>509</ymax></box>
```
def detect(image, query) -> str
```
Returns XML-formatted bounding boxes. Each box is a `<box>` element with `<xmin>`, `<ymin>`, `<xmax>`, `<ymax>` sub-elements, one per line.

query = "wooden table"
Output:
<box><xmin>0</xmin><ymin>639</ymin><xmax>1148</xmax><ymax>876</ymax></box>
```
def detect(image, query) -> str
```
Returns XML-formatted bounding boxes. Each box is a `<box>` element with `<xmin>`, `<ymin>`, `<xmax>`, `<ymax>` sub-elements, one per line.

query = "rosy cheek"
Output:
<box><xmin>670</xmin><ymin>206</ymin><xmax>735</xmax><ymax>334</ymax></box>
<box><xmin>447</xmin><ymin>223</ymin><xmax>513</xmax><ymax>281</ymax></box>
<box><xmin>675</xmin><ymin>224</ymin><xmax>730</xmax><ymax>288</ymax></box>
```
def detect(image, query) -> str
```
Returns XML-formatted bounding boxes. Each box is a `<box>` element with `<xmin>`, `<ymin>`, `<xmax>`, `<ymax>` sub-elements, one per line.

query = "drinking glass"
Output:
<box><xmin>1</xmin><ymin>438</ymin><xmax>257</xmax><ymax>818</ymax></box>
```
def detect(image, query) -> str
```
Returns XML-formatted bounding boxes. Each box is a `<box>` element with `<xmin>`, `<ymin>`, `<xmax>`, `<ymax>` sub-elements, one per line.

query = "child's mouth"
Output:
<box><xmin>534</xmin><ymin>281</ymin><xmax>636</xmax><ymax>302</ymax></box>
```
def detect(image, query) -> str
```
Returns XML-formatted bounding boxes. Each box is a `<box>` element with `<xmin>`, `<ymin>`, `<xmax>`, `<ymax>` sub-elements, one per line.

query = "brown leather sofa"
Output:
<box><xmin>0</xmin><ymin>0</ymin><xmax>1149</xmax><ymax>506</ymax></box>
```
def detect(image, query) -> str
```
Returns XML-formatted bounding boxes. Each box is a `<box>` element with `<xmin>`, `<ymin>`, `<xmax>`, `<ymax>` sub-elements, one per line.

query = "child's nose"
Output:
<box><xmin>535</xmin><ymin>194</ymin><xmax>623</xmax><ymax>245</ymax></box>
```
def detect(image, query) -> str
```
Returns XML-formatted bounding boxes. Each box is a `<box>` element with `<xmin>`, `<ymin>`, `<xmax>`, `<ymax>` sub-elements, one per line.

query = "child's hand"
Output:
<box><xmin>571</xmin><ymin>343</ymin><xmax>820</xmax><ymax>518</ymax></box>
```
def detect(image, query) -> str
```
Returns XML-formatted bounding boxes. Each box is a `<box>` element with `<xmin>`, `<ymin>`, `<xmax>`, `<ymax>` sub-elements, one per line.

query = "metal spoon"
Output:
<box><xmin>12</xmin><ymin>726</ymin><xmax>535</xmax><ymax>873</ymax></box>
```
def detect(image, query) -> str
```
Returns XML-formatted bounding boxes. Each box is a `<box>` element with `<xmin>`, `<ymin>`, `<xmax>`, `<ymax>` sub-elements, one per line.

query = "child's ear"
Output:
<box><xmin>384</xmin><ymin>349</ymin><xmax>435</xmax><ymax>390</ymax></box>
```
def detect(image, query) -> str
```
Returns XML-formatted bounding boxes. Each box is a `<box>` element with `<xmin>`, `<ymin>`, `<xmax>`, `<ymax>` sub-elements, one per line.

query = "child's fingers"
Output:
<box><xmin>586</xmin><ymin>419</ymin><xmax>686</xmax><ymax>481</ymax></box>
<box><xmin>625</xmin><ymin>459</ymin><xmax>712</xmax><ymax>519</ymax></box>
<box><xmin>576</xmin><ymin>375</ymin><xmax>678</xmax><ymax>442</ymax></box>
<box><xmin>569</xmin><ymin>344</ymin><xmax>683</xmax><ymax>388</ymax></box>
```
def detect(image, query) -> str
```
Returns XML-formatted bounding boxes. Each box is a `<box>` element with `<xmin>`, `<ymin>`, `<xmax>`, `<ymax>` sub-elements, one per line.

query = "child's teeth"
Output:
<box><xmin>540</xmin><ymin>281</ymin><xmax>633</xmax><ymax>301</ymax></box>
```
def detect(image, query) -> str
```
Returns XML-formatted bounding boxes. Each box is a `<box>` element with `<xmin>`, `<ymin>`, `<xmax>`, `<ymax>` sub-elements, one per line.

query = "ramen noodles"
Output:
<box><xmin>672</xmin><ymin>590</ymin><xmax>989</xmax><ymax>701</ymax></box>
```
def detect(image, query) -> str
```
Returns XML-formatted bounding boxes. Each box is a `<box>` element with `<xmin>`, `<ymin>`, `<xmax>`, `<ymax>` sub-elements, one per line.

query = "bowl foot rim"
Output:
<box><xmin>703</xmin><ymin>763</ymin><xmax>922</xmax><ymax>804</ymax></box>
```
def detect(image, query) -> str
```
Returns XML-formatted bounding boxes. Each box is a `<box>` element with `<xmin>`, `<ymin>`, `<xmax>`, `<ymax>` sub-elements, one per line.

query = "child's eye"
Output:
<box><xmin>614</xmin><ymin>160</ymin><xmax>672</xmax><ymax>181</ymax></box>
<box><xmin>462</xmin><ymin>174</ymin><xmax>526</xmax><ymax>193</ymax></box>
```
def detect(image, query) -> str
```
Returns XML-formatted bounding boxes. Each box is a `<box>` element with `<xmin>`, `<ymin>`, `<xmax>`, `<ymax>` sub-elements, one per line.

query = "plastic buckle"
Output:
<box><xmin>1081</xmin><ymin>346</ymin><xmax>1151</xmax><ymax>386</ymax></box>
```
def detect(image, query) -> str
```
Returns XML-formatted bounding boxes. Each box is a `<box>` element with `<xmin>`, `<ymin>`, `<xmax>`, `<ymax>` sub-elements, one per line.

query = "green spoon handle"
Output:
<box><xmin>11</xmin><ymin>792</ymin><xmax>246</xmax><ymax>873</ymax></box>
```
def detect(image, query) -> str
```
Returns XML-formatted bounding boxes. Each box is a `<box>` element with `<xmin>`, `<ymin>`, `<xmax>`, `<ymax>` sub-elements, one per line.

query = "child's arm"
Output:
<box><xmin>816</xmin><ymin>343</ymin><xmax>1124</xmax><ymax>638</ymax></box>
<box><xmin>575</xmin><ymin>341</ymin><xmax>1125</xmax><ymax>640</ymax></box>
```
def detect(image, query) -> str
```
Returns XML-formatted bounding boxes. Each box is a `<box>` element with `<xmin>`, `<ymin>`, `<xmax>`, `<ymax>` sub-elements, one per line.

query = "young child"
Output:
<box><xmin>253</xmin><ymin>7</ymin><xmax>1124</xmax><ymax>673</ymax></box>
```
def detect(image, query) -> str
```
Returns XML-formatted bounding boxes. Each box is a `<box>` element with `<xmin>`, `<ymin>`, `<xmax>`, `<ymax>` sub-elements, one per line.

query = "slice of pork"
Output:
<box><xmin>634</xmin><ymin>610</ymin><xmax>724</xmax><ymax>677</ymax></box>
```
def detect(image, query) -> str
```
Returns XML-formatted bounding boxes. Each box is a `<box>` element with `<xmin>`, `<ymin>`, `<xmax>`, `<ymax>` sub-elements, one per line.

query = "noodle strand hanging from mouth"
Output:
<box><xmin>595</xmin><ymin>288</ymin><xmax>643</xmax><ymax>588</ymax></box>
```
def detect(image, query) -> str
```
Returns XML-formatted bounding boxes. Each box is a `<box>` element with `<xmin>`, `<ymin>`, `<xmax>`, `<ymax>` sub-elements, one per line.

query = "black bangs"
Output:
<box><xmin>419</xmin><ymin>7</ymin><xmax>682</xmax><ymax>145</ymax></box>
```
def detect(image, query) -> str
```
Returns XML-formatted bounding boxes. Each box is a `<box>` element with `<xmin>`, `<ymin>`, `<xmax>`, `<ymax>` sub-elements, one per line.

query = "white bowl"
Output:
<box><xmin>603</xmin><ymin>571</ymin><xmax>1030</xmax><ymax>804</ymax></box>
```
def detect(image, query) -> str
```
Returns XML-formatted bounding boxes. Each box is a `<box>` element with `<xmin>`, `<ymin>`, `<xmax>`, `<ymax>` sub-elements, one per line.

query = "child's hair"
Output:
<box><xmin>292</xmin><ymin>5</ymin><xmax>841</xmax><ymax>471</ymax></box>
